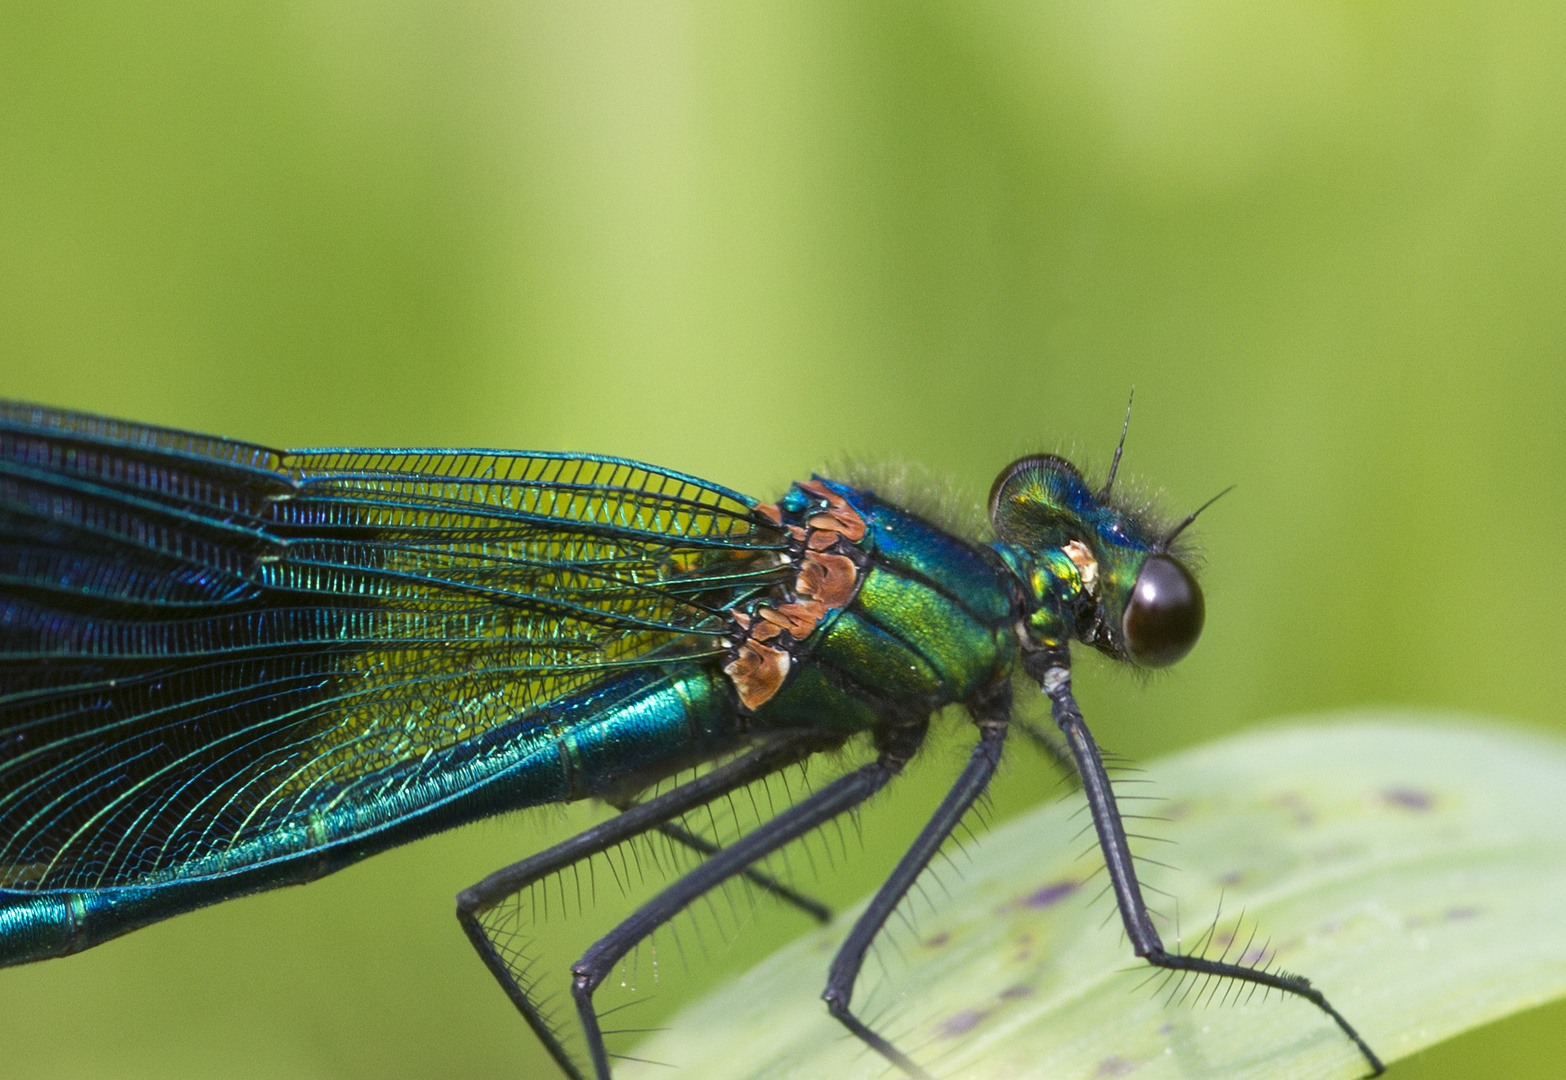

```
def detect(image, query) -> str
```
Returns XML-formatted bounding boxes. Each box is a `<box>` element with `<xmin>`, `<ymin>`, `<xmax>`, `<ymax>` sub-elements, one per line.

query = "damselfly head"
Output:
<box><xmin>989</xmin><ymin>454</ymin><xmax>1204</xmax><ymax>668</ymax></box>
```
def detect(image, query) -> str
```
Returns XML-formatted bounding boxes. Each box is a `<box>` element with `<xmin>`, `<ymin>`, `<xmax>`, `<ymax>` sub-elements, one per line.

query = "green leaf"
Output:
<box><xmin>619</xmin><ymin>715</ymin><xmax>1566</xmax><ymax>1080</ymax></box>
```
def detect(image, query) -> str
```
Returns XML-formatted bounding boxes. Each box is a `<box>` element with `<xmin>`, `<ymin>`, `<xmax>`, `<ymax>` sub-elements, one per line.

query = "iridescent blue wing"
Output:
<box><xmin>0</xmin><ymin>402</ymin><xmax>784</xmax><ymax>893</ymax></box>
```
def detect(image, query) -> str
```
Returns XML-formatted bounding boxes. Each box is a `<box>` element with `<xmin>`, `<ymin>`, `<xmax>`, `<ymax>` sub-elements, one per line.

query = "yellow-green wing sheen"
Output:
<box><xmin>0</xmin><ymin>402</ymin><xmax>784</xmax><ymax>899</ymax></box>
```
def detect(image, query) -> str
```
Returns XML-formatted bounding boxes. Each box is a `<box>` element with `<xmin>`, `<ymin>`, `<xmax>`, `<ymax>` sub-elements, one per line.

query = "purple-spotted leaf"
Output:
<box><xmin>620</xmin><ymin>717</ymin><xmax>1566</xmax><ymax>1080</ymax></box>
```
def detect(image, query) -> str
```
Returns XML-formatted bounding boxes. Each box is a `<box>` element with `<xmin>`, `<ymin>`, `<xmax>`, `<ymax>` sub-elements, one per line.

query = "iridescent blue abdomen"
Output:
<box><xmin>0</xmin><ymin>662</ymin><xmax>742</xmax><ymax>965</ymax></box>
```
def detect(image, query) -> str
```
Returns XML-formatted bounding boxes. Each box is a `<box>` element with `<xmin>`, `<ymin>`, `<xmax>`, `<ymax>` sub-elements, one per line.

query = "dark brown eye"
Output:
<box><xmin>1121</xmin><ymin>555</ymin><xmax>1204</xmax><ymax>667</ymax></box>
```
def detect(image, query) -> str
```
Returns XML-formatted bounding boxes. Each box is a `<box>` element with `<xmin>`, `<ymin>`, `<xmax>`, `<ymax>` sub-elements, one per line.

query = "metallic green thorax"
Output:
<box><xmin>741</xmin><ymin>480</ymin><xmax>1020</xmax><ymax>737</ymax></box>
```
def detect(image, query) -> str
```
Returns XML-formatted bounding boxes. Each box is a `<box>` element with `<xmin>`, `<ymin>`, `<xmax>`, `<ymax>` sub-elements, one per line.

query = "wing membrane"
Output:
<box><xmin>0</xmin><ymin>402</ymin><xmax>783</xmax><ymax>892</ymax></box>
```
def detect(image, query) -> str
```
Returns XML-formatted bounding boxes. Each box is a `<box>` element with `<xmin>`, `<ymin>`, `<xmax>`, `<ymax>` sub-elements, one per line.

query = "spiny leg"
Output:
<box><xmin>568</xmin><ymin>718</ymin><xmax>931</xmax><ymax>1080</ymax></box>
<box><xmin>1027</xmin><ymin>651</ymin><xmax>1385</xmax><ymax>1077</ymax></box>
<box><xmin>820</xmin><ymin>683</ymin><xmax>1011</xmax><ymax>1080</ymax></box>
<box><xmin>607</xmin><ymin>799</ymin><xmax>832</xmax><ymax>925</ymax></box>
<box><xmin>456</xmin><ymin>736</ymin><xmax>825</xmax><ymax>1080</ymax></box>
<box><xmin>1014</xmin><ymin>715</ymin><xmax>1076</xmax><ymax>778</ymax></box>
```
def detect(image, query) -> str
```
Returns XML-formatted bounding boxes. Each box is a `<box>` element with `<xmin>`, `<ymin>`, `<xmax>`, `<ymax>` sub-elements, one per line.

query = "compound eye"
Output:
<box><xmin>1121</xmin><ymin>555</ymin><xmax>1204</xmax><ymax>668</ymax></box>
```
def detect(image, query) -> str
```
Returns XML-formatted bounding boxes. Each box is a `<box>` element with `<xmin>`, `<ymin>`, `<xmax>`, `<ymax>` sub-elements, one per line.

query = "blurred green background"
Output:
<box><xmin>2</xmin><ymin>2</ymin><xmax>1563</xmax><ymax>1078</ymax></box>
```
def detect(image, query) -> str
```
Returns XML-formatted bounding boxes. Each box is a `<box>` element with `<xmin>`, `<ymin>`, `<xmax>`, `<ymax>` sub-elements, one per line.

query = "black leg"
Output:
<box><xmin>568</xmin><ymin>718</ymin><xmax>931</xmax><ymax>1080</ymax></box>
<box><xmin>1014</xmin><ymin>715</ymin><xmax>1076</xmax><ymax>778</ymax></box>
<box><xmin>821</xmin><ymin>683</ymin><xmax>1011</xmax><ymax>1080</ymax></box>
<box><xmin>605</xmin><ymin>798</ymin><xmax>832</xmax><ymax>925</ymax></box>
<box><xmin>648</xmin><ymin>819</ymin><xmax>833</xmax><ymax>924</ymax></box>
<box><xmin>1027</xmin><ymin>651</ymin><xmax>1385</xmax><ymax>1077</ymax></box>
<box><xmin>457</xmin><ymin>735</ymin><xmax>825</xmax><ymax>1080</ymax></box>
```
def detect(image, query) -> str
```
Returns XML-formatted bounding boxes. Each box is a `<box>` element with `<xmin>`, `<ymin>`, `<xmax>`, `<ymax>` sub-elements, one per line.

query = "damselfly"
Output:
<box><xmin>0</xmin><ymin>400</ymin><xmax>1382</xmax><ymax>1078</ymax></box>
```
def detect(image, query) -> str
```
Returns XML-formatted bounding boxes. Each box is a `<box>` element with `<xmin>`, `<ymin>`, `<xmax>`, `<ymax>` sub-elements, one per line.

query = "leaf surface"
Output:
<box><xmin>621</xmin><ymin>716</ymin><xmax>1566</xmax><ymax>1080</ymax></box>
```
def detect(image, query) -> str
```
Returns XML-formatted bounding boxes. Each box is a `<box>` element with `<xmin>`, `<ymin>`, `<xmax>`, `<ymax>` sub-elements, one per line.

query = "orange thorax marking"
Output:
<box><xmin>723</xmin><ymin>481</ymin><xmax>869</xmax><ymax>712</ymax></box>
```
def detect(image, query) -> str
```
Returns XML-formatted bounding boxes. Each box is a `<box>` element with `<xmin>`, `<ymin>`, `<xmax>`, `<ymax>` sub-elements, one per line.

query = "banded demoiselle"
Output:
<box><xmin>0</xmin><ymin>400</ymin><xmax>1382</xmax><ymax>1079</ymax></box>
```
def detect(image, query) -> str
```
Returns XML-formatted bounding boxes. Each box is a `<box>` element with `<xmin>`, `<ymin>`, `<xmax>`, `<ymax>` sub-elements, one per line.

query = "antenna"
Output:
<box><xmin>1161</xmin><ymin>485</ymin><xmax>1236</xmax><ymax>549</ymax></box>
<box><xmin>1099</xmin><ymin>388</ymin><xmax>1134</xmax><ymax>500</ymax></box>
